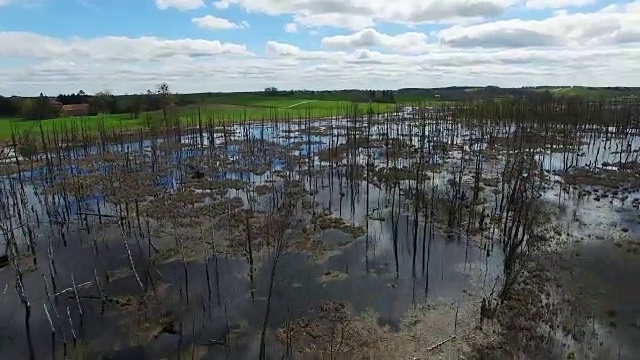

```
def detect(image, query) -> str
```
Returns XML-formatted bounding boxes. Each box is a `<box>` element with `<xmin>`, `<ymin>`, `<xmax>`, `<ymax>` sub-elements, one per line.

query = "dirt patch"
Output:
<box><xmin>276</xmin><ymin>297</ymin><xmax>501</xmax><ymax>359</ymax></box>
<box><xmin>320</xmin><ymin>270</ymin><xmax>348</xmax><ymax>283</ymax></box>
<box><xmin>559</xmin><ymin>167</ymin><xmax>640</xmax><ymax>188</ymax></box>
<box><xmin>318</xmin><ymin>146</ymin><xmax>348</xmax><ymax>163</ymax></box>
<box><xmin>288</xmin><ymin>228</ymin><xmax>329</xmax><ymax>258</ymax></box>
<box><xmin>614</xmin><ymin>238</ymin><xmax>640</xmax><ymax>255</ymax></box>
<box><xmin>312</xmin><ymin>211</ymin><xmax>366</xmax><ymax>239</ymax></box>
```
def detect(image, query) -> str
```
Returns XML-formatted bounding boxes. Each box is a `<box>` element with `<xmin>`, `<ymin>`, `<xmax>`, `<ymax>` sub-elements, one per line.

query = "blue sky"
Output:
<box><xmin>0</xmin><ymin>0</ymin><xmax>594</xmax><ymax>48</ymax></box>
<box><xmin>0</xmin><ymin>0</ymin><xmax>638</xmax><ymax>95</ymax></box>
<box><xmin>1</xmin><ymin>0</ymin><xmax>281</xmax><ymax>51</ymax></box>
<box><xmin>0</xmin><ymin>0</ymin><xmax>452</xmax><ymax>52</ymax></box>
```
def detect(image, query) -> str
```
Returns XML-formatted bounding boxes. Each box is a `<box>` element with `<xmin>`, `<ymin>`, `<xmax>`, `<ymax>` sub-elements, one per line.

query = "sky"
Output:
<box><xmin>0</xmin><ymin>0</ymin><xmax>638</xmax><ymax>95</ymax></box>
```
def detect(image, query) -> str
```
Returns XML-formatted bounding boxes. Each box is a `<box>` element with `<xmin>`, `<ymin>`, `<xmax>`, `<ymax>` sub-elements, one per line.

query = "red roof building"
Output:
<box><xmin>61</xmin><ymin>104</ymin><xmax>90</xmax><ymax>117</ymax></box>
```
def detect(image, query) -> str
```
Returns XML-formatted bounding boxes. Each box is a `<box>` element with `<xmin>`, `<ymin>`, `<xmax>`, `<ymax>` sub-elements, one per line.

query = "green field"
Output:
<box><xmin>0</xmin><ymin>113</ymin><xmax>145</xmax><ymax>140</ymax></box>
<box><xmin>542</xmin><ymin>87</ymin><xmax>621</xmax><ymax>99</ymax></box>
<box><xmin>0</xmin><ymin>99</ymin><xmax>398</xmax><ymax>141</ymax></box>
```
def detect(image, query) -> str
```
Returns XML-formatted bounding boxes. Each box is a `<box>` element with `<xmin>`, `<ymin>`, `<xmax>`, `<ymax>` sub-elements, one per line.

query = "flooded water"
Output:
<box><xmin>1</xmin><ymin>115</ymin><xmax>640</xmax><ymax>358</ymax></box>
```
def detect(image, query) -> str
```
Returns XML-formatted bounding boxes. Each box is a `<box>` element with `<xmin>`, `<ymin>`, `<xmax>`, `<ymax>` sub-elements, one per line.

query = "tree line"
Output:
<box><xmin>0</xmin><ymin>83</ymin><xmax>175</xmax><ymax>121</ymax></box>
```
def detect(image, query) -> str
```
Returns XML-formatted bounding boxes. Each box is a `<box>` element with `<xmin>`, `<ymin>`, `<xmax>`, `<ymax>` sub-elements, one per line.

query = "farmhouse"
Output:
<box><xmin>60</xmin><ymin>103</ymin><xmax>90</xmax><ymax>117</ymax></box>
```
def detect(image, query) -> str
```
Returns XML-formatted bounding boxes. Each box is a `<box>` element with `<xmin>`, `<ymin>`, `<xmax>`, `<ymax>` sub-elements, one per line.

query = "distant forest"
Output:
<box><xmin>1</xmin><ymin>86</ymin><xmax>639</xmax><ymax>120</ymax></box>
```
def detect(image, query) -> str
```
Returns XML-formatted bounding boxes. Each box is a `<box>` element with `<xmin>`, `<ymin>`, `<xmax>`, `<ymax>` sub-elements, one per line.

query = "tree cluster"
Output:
<box><xmin>0</xmin><ymin>96</ymin><xmax>19</xmax><ymax>117</ymax></box>
<box><xmin>0</xmin><ymin>84</ymin><xmax>175</xmax><ymax>121</ymax></box>
<box><xmin>366</xmin><ymin>89</ymin><xmax>395</xmax><ymax>103</ymax></box>
<box><xmin>20</xmin><ymin>94</ymin><xmax>60</xmax><ymax>120</ymax></box>
<box><xmin>55</xmin><ymin>90</ymin><xmax>89</xmax><ymax>105</ymax></box>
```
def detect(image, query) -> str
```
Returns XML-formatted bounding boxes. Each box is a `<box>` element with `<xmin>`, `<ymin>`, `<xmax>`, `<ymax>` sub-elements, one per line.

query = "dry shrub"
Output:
<box><xmin>312</xmin><ymin>211</ymin><xmax>366</xmax><ymax>238</ymax></box>
<box><xmin>277</xmin><ymin>298</ymin><xmax>501</xmax><ymax>359</ymax></box>
<box><xmin>560</xmin><ymin>167</ymin><xmax>640</xmax><ymax>188</ymax></box>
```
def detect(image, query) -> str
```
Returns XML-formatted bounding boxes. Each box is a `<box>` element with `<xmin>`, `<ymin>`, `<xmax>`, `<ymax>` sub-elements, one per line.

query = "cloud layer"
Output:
<box><xmin>213</xmin><ymin>0</ymin><xmax>516</xmax><ymax>29</ymax></box>
<box><xmin>155</xmin><ymin>0</ymin><xmax>205</xmax><ymax>11</ymax></box>
<box><xmin>192</xmin><ymin>15</ymin><xmax>250</xmax><ymax>30</ymax></box>
<box><xmin>1</xmin><ymin>1</ymin><xmax>639</xmax><ymax>95</ymax></box>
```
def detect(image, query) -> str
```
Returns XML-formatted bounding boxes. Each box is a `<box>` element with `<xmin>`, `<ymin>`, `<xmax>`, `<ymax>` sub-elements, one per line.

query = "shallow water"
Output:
<box><xmin>0</xmin><ymin>207</ymin><xmax>499</xmax><ymax>359</ymax></box>
<box><xmin>555</xmin><ymin>240</ymin><xmax>640</xmax><ymax>359</ymax></box>
<box><xmin>2</xmin><ymin>117</ymin><xmax>639</xmax><ymax>358</ymax></box>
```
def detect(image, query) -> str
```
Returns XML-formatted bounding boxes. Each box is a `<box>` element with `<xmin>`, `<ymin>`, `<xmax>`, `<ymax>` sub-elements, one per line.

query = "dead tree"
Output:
<box><xmin>258</xmin><ymin>185</ymin><xmax>304</xmax><ymax>360</ymax></box>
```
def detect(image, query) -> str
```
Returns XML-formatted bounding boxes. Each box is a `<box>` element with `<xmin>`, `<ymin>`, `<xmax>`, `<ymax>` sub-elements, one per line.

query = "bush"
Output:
<box><xmin>21</xmin><ymin>97</ymin><xmax>59</xmax><ymax>120</ymax></box>
<box><xmin>13</xmin><ymin>128</ymin><xmax>38</xmax><ymax>159</ymax></box>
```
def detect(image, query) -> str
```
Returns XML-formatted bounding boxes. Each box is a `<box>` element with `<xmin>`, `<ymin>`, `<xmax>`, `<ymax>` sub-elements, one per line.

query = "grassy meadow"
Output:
<box><xmin>0</xmin><ymin>97</ymin><xmax>399</xmax><ymax>141</ymax></box>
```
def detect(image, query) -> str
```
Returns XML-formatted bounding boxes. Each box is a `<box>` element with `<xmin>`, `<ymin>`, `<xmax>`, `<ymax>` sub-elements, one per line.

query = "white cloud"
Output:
<box><xmin>0</xmin><ymin>32</ymin><xmax>253</xmax><ymax>61</ymax></box>
<box><xmin>265</xmin><ymin>41</ymin><xmax>302</xmax><ymax>56</ymax></box>
<box><xmin>440</xmin><ymin>20</ymin><xmax>562</xmax><ymax>48</ymax></box>
<box><xmin>439</xmin><ymin>2</ymin><xmax>640</xmax><ymax>48</ymax></box>
<box><xmin>2</xmin><ymin>3</ymin><xmax>640</xmax><ymax>96</ymax></box>
<box><xmin>525</xmin><ymin>0</ymin><xmax>595</xmax><ymax>10</ymax></box>
<box><xmin>293</xmin><ymin>12</ymin><xmax>375</xmax><ymax>30</ymax></box>
<box><xmin>321</xmin><ymin>28</ymin><xmax>431</xmax><ymax>53</ymax></box>
<box><xmin>284</xmin><ymin>23</ymin><xmax>298</xmax><ymax>33</ymax></box>
<box><xmin>155</xmin><ymin>0</ymin><xmax>205</xmax><ymax>11</ymax></box>
<box><xmin>0</xmin><ymin>0</ymin><xmax>46</xmax><ymax>6</ymax></box>
<box><xmin>213</xmin><ymin>0</ymin><xmax>515</xmax><ymax>30</ymax></box>
<box><xmin>192</xmin><ymin>15</ymin><xmax>249</xmax><ymax>30</ymax></box>
<box><xmin>3</xmin><ymin>44</ymin><xmax>639</xmax><ymax>96</ymax></box>
<box><xmin>213</xmin><ymin>0</ymin><xmax>229</xmax><ymax>9</ymax></box>
<box><xmin>264</xmin><ymin>41</ymin><xmax>336</xmax><ymax>60</ymax></box>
